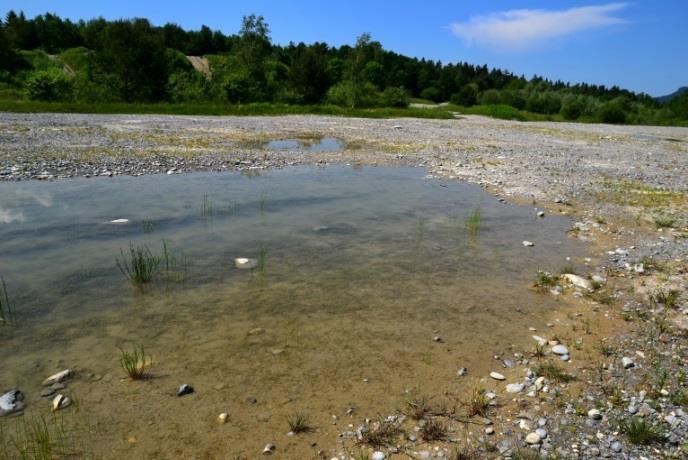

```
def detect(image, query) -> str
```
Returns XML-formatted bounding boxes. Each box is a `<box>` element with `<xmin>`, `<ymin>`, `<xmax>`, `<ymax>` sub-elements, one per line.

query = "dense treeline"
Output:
<box><xmin>1</xmin><ymin>11</ymin><xmax>686</xmax><ymax>124</ymax></box>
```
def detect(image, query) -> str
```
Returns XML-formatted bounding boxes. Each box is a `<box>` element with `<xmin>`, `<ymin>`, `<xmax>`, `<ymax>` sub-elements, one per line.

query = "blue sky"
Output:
<box><xmin>3</xmin><ymin>1</ymin><xmax>686</xmax><ymax>96</ymax></box>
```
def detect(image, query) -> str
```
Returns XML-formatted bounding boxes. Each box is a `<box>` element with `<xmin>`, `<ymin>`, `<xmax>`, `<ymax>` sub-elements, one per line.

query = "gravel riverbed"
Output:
<box><xmin>1</xmin><ymin>112</ymin><xmax>688</xmax><ymax>459</ymax></box>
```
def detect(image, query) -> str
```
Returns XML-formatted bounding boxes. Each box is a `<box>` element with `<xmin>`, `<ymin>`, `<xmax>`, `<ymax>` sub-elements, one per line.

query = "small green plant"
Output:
<box><xmin>0</xmin><ymin>413</ymin><xmax>73</xmax><ymax>459</ymax></box>
<box><xmin>287</xmin><ymin>412</ymin><xmax>313</xmax><ymax>434</ymax></box>
<box><xmin>559</xmin><ymin>264</ymin><xmax>577</xmax><ymax>275</ymax></box>
<box><xmin>466</xmin><ymin>388</ymin><xmax>489</xmax><ymax>417</ymax></box>
<box><xmin>258</xmin><ymin>192</ymin><xmax>267</xmax><ymax>216</ymax></box>
<box><xmin>596</xmin><ymin>340</ymin><xmax>616</xmax><ymax>357</ymax></box>
<box><xmin>116</xmin><ymin>243</ymin><xmax>160</xmax><ymax>284</ymax></box>
<box><xmin>142</xmin><ymin>220</ymin><xmax>155</xmax><ymax>233</ymax></box>
<box><xmin>465</xmin><ymin>208</ymin><xmax>482</xmax><ymax>239</ymax></box>
<box><xmin>651</xmin><ymin>289</ymin><xmax>679</xmax><ymax>309</ymax></box>
<box><xmin>594</xmin><ymin>215</ymin><xmax>607</xmax><ymax>224</ymax></box>
<box><xmin>119</xmin><ymin>345</ymin><xmax>151</xmax><ymax>380</ymax></box>
<box><xmin>653</xmin><ymin>215</ymin><xmax>676</xmax><ymax>229</ymax></box>
<box><xmin>0</xmin><ymin>276</ymin><xmax>13</xmax><ymax>323</ymax></box>
<box><xmin>419</xmin><ymin>418</ymin><xmax>447</xmax><ymax>441</ymax></box>
<box><xmin>201</xmin><ymin>193</ymin><xmax>213</xmax><ymax>218</ymax></box>
<box><xmin>533</xmin><ymin>342</ymin><xmax>546</xmax><ymax>359</ymax></box>
<box><xmin>404</xmin><ymin>393</ymin><xmax>432</xmax><ymax>420</ymax></box>
<box><xmin>534</xmin><ymin>270</ymin><xmax>556</xmax><ymax>291</ymax></box>
<box><xmin>671</xmin><ymin>390</ymin><xmax>688</xmax><ymax>408</ymax></box>
<box><xmin>535</xmin><ymin>362</ymin><xmax>576</xmax><ymax>383</ymax></box>
<box><xmin>619</xmin><ymin>417</ymin><xmax>664</xmax><ymax>445</ymax></box>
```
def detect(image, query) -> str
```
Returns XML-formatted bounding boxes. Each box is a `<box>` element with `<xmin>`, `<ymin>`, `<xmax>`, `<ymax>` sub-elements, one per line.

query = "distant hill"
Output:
<box><xmin>655</xmin><ymin>87</ymin><xmax>688</xmax><ymax>104</ymax></box>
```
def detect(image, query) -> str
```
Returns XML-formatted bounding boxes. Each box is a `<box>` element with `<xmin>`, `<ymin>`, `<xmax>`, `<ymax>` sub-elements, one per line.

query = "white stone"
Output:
<box><xmin>490</xmin><ymin>372</ymin><xmax>506</xmax><ymax>381</ymax></box>
<box><xmin>522</xmin><ymin>241</ymin><xmax>534</xmax><ymax>247</ymax></box>
<box><xmin>561</xmin><ymin>274</ymin><xmax>592</xmax><ymax>290</ymax></box>
<box><xmin>0</xmin><ymin>390</ymin><xmax>24</xmax><ymax>416</ymax></box>
<box><xmin>108</xmin><ymin>219</ymin><xmax>130</xmax><ymax>224</ymax></box>
<box><xmin>372</xmin><ymin>452</ymin><xmax>386</xmax><ymax>460</ymax></box>
<box><xmin>51</xmin><ymin>394</ymin><xmax>71</xmax><ymax>412</ymax></box>
<box><xmin>234</xmin><ymin>258</ymin><xmax>259</xmax><ymax>269</ymax></box>
<box><xmin>262</xmin><ymin>443</ymin><xmax>276</xmax><ymax>455</ymax></box>
<box><xmin>506</xmin><ymin>383</ymin><xmax>524</xmax><ymax>393</ymax></box>
<box><xmin>525</xmin><ymin>432</ymin><xmax>541</xmax><ymax>444</ymax></box>
<box><xmin>551</xmin><ymin>345</ymin><xmax>569</xmax><ymax>356</ymax></box>
<box><xmin>588</xmin><ymin>409</ymin><xmax>602</xmax><ymax>420</ymax></box>
<box><xmin>218</xmin><ymin>413</ymin><xmax>228</xmax><ymax>424</ymax></box>
<box><xmin>532</xmin><ymin>335</ymin><xmax>547</xmax><ymax>345</ymax></box>
<box><xmin>622</xmin><ymin>357</ymin><xmax>635</xmax><ymax>369</ymax></box>
<box><xmin>42</xmin><ymin>369</ymin><xmax>72</xmax><ymax>386</ymax></box>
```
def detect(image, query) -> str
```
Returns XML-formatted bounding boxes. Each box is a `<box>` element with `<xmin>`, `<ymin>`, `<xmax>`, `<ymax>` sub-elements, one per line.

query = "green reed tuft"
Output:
<box><xmin>116</xmin><ymin>243</ymin><xmax>161</xmax><ymax>284</ymax></box>
<box><xmin>201</xmin><ymin>193</ymin><xmax>213</xmax><ymax>218</ymax></box>
<box><xmin>119</xmin><ymin>345</ymin><xmax>151</xmax><ymax>380</ymax></box>
<box><xmin>0</xmin><ymin>276</ymin><xmax>13</xmax><ymax>323</ymax></box>
<box><xmin>465</xmin><ymin>208</ymin><xmax>482</xmax><ymax>239</ymax></box>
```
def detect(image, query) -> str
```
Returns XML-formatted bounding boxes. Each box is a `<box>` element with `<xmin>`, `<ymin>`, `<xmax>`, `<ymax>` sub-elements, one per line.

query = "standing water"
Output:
<box><xmin>0</xmin><ymin>166</ymin><xmax>584</xmax><ymax>458</ymax></box>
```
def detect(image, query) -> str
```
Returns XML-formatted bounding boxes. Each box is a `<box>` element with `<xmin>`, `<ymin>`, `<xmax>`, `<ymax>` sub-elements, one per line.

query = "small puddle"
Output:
<box><xmin>0</xmin><ymin>166</ymin><xmax>587</xmax><ymax>457</ymax></box>
<box><xmin>263</xmin><ymin>137</ymin><xmax>345</xmax><ymax>152</ymax></box>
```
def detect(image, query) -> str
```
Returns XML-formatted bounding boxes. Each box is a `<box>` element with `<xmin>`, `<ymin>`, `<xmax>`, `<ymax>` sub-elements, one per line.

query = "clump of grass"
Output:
<box><xmin>201</xmin><ymin>193</ymin><xmax>213</xmax><ymax>218</ymax></box>
<box><xmin>404</xmin><ymin>393</ymin><xmax>432</xmax><ymax>420</ymax></box>
<box><xmin>532</xmin><ymin>342</ymin><xmax>546</xmax><ymax>359</ymax></box>
<box><xmin>258</xmin><ymin>192</ymin><xmax>267</xmax><ymax>216</ymax></box>
<box><xmin>534</xmin><ymin>362</ymin><xmax>576</xmax><ymax>383</ymax></box>
<box><xmin>559</xmin><ymin>265</ymin><xmax>577</xmax><ymax>275</ymax></box>
<box><xmin>596</xmin><ymin>340</ymin><xmax>616</xmax><ymax>357</ymax></box>
<box><xmin>142</xmin><ymin>220</ymin><xmax>155</xmax><ymax>233</ymax></box>
<box><xmin>466</xmin><ymin>388</ymin><xmax>489</xmax><ymax>417</ymax></box>
<box><xmin>420</xmin><ymin>418</ymin><xmax>447</xmax><ymax>441</ymax></box>
<box><xmin>653</xmin><ymin>215</ymin><xmax>676</xmax><ymax>229</ymax></box>
<box><xmin>0</xmin><ymin>276</ymin><xmax>13</xmax><ymax>324</ymax></box>
<box><xmin>619</xmin><ymin>417</ymin><xmax>665</xmax><ymax>445</ymax></box>
<box><xmin>119</xmin><ymin>345</ymin><xmax>151</xmax><ymax>380</ymax></box>
<box><xmin>358</xmin><ymin>418</ymin><xmax>402</xmax><ymax>447</ymax></box>
<box><xmin>651</xmin><ymin>289</ymin><xmax>679</xmax><ymax>309</ymax></box>
<box><xmin>534</xmin><ymin>270</ymin><xmax>556</xmax><ymax>291</ymax></box>
<box><xmin>116</xmin><ymin>243</ymin><xmax>160</xmax><ymax>284</ymax></box>
<box><xmin>465</xmin><ymin>208</ymin><xmax>482</xmax><ymax>238</ymax></box>
<box><xmin>287</xmin><ymin>412</ymin><xmax>313</xmax><ymax>434</ymax></box>
<box><xmin>0</xmin><ymin>413</ymin><xmax>73</xmax><ymax>459</ymax></box>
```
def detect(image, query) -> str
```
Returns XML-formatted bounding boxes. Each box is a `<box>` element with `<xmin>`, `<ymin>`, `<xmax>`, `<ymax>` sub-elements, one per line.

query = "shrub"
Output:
<box><xmin>561</xmin><ymin>95</ymin><xmax>585</xmax><ymax>120</ymax></box>
<box><xmin>598</xmin><ymin>102</ymin><xmax>626</xmax><ymax>124</ymax></box>
<box><xmin>479</xmin><ymin>89</ymin><xmax>501</xmax><ymax>105</ymax></box>
<box><xmin>380</xmin><ymin>86</ymin><xmax>408</xmax><ymax>108</ymax></box>
<box><xmin>451</xmin><ymin>84</ymin><xmax>477</xmax><ymax>107</ymax></box>
<box><xmin>25</xmin><ymin>69</ymin><xmax>72</xmax><ymax>101</ymax></box>
<box><xmin>420</xmin><ymin>86</ymin><xmax>442</xmax><ymax>103</ymax></box>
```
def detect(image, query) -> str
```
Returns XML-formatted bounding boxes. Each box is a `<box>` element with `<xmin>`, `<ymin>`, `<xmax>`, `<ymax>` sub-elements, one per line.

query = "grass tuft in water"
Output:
<box><xmin>201</xmin><ymin>193</ymin><xmax>213</xmax><ymax>218</ymax></box>
<box><xmin>619</xmin><ymin>417</ymin><xmax>664</xmax><ymax>445</ymax></box>
<box><xmin>116</xmin><ymin>243</ymin><xmax>161</xmax><ymax>285</ymax></box>
<box><xmin>465</xmin><ymin>208</ymin><xmax>482</xmax><ymax>239</ymax></box>
<box><xmin>287</xmin><ymin>413</ymin><xmax>313</xmax><ymax>434</ymax></box>
<box><xmin>0</xmin><ymin>413</ymin><xmax>75</xmax><ymax>460</ymax></box>
<box><xmin>535</xmin><ymin>362</ymin><xmax>576</xmax><ymax>382</ymax></box>
<box><xmin>119</xmin><ymin>345</ymin><xmax>151</xmax><ymax>380</ymax></box>
<box><xmin>534</xmin><ymin>270</ymin><xmax>556</xmax><ymax>292</ymax></box>
<box><xmin>258</xmin><ymin>192</ymin><xmax>267</xmax><ymax>216</ymax></box>
<box><xmin>0</xmin><ymin>276</ymin><xmax>13</xmax><ymax>324</ymax></box>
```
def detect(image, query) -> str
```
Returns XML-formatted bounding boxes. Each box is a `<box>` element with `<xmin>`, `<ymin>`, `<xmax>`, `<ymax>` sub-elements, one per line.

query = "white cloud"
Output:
<box><xmin>451</xmin><ymin>3</ymin><xmax>628</xmax><ymax>50</ymax></box>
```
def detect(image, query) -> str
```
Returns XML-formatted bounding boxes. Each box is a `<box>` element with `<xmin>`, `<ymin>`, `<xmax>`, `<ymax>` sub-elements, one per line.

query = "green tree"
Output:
<box><xmin>25</xmin><ymin>68</ymin><xmax>72</xmax><ymax>100</ymax></box>
<box><xmin>93</xmin><ymin>19</ymin><xmax>169</xmax><ymax>102</ymax></box>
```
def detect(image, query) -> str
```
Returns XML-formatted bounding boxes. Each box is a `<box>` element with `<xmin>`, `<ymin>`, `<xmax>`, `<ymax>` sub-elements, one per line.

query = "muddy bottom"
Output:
<box><xmin>263</xmin><ymin>137</ymin><xmax>345</xmax><ymax>152</ymax></box>
<box><xmin>0</xmin><ymin>166</ymin><xmax>586</xmax><ymax>458</ymax></box>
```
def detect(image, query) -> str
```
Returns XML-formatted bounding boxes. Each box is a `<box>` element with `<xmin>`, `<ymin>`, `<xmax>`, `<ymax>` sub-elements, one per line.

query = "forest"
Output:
<box><xmin>1</xmin><ymin>11</ymin><xmax>687</xmax><ymax>124</ymax></box>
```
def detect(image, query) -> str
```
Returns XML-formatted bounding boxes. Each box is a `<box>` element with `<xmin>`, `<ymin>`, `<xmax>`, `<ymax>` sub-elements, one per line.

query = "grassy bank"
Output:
<box><xmin>0</xmin><ymin>100</ymin><xmax>456</xmax><ymax>119</ymax></box>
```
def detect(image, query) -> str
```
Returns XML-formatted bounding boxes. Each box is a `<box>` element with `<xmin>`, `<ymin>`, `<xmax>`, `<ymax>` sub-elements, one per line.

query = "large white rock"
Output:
<box><xmin>490</xmin><ymin>372</ymin><xmax>506</xmax><ymax>381</ymax></box>
<box><xmin>551</xmin><ymin>345</ymin><xmax>569</xmax><ymax>356</ymax></box>
<box><xmin>525</xmin><ymin>432</ymin><xmax>541</xmax><ymax>444</ymax></box>
<box><xmin>506</xmin><ymin>383</ymin><xmax>525</xmax><ymax>393</ymax></box>
<box><xmin>0</xmin><ymin>390</ymin><xmax>24</xmax><ymax>416</ymax></box>
<box><xmin>561</xmin><ymin>274</ymin><xmax>592</xmax><ymax>290</ymax></box>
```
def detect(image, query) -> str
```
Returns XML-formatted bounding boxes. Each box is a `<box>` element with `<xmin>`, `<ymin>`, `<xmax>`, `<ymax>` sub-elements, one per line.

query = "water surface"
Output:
<box><xmin>0</xmin><ymin>166</ymin><xmax>584</xmax><ymax>458</ymax></box>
